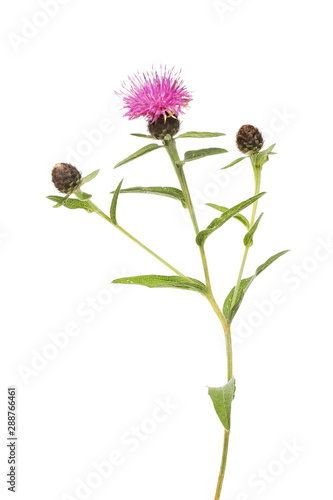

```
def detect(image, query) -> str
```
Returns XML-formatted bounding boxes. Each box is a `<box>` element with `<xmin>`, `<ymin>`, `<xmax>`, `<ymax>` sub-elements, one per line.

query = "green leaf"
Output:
<box><xmin>177</xmin><ymin>147</ymin><xmax>228</xmax><ymax>165</ymax></box>
<box><xmin>223</xmin><ymin>277</ymin><xmax>253</xmax><ymax>323</ymax></box>
<box><xmin>243</xmin><ymin>213</ymin><xmax>263</xmax><ymax>246</ymax></box>
<box><xmin>80</xmin><ymin>169</ymin><xmax>100</xmax><ymax>186</ymax></box>
<box><xmin>130</xmin><ymin>133</ymin><xmax>154</xmax><ymax>139</ymax></box>
<box><xmin>196</xmin><ymin>193</ymin><xmax>265</xmax><ymax>246</ymax></box>
<box><xmin>253</xmin><ymin>144</ymin><xmax>276</xmax><ymax>169</ymax></box>
<box><xmin>114</xmin><ymin>144</ymin><xmax>163</xmax><ymax>168</ymax></box>
<box><xmin>47</xmin><ymin>196</ymin><xmax>93</xmax><ymax>212</ymax></box>
<box><xmin>111</xmin><ymin>186</ymin><xmax>187</xmax><ymax>208</ymax></box>
<box><xmin>176</xmin><ymin>131</ymin><xmax>225</xmax><ymax>139</ymax></box>
<box><xmin>48</xmin><ymin>192</ymin><xmax>71</xmax><ymax>207</ymax></box>
<box><xmin>112</xmin><ymin>275</ymin><xmax>207</xmax><ymax>295</ymax></box>
<box><xmin>110</xmin><ymin>179</ymin><xmax>123</xmax><ymax>225</ymax></box>
<box><xmin>255</xmin><ymin>250</ymin><xmax>290</xmax><ymax>276</ymax></box>
<box><xmin>208</xmin><ymin>377</ymin><xmax>236</xmax><ymax>431</ymax></box>
<box><xmin>223</xmin><ymin>250</ymin><xmax>290</xmax><ymax>322</ymax></box>
<box><xmin>221</xmin><ymin>157</ymin><xmax>246</xmax><ymax>170</ymax></box>
<box><xmin>206</xmin><ymin>203</ymin><xmax>250</xmax><ymax>230</ymax></box>
<box><xmin>75</xmin><ymin>190</ymin><xmax>92</xmax><ymax>200</ymax></box>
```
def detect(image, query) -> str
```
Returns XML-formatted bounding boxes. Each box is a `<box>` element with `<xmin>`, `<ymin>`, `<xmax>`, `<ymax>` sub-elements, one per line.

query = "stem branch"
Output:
<box><xmin>81</xmin><ymin>196</ymin><xmax>192</xmax><ymax>283</ymax></box>
<box><xmin>230</xmin><ymin>160</ymin><xmax>262</xmax><ymax>309</ymax></box>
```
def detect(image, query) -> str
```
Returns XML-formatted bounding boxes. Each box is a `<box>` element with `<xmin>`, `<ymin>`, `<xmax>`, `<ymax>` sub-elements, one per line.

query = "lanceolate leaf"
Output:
<box><xmin>130</xmin><ymin>133</ymin><xmax>154</xmax><ymax>139</ymax></box>
<box><xmin>223</xmin><ymin>277</ymin><xmax>253</xmax><ymax>324</ymax></box>
<box><xmin>112</xmin><ymin>275</ymin><xmax>208</xmax><ymax>295</ymax></box>
<box><xmin>80</xmin><ymin>169</ymin><xmax>100</xmax><ymax>186</ymax></box>
<box><xmin>206</xmin><ymin>203</ymin><xmax>250</xmax><ymax>230</ymax></box>
<box><xmin>221</xmin><ymin>157</ymin><xmax>246</xmax><ymax>170</ymax></box>
<box><xmin>243</xmin><ymin>213</ymin><xmax>264</xmax><ymax>246</ymax></box>
<box><xmin>47</xmin><ymin>196</ymin><xmax>93</xmax><ymax>212</ymax></box>
<box><xmin>196</xmin><ymin>193</ymin><xmax>265</xmax><ymax>246</ymax></box>
<box><xmin>208</xmin><ymin>377</ymin><xmax>236</xmax><ymax>431</ymax></box>
<box><xmin>111</xmin><ymin>186</ymin><xmax>187</xmax><ymax>208</ymax></box>
<box><xmin>223</xmin><ymin>250</ymin><xmax>290</xmax><ymax>323</ymax></box>
<box><xmin>114</xmin><ymin>144</ymin><xmax>163</xmax><ymax>168</ymax></box>
<box><xmin>110</xmin><ymin>179</ymin><xmax>123</xmax><ymax>225</ymax></box>
<box><xmin>252</xmin><ymin>144</ymin><xmax>276</xmax><ymax>169</ymax></box>
<box><xmin>176</xmin><ymin>132</ymin><xmax>225</xmax><ymax>139</ymax></box>
<box><xmin>177</xmin><ymin>147</ymin><xmax>227</xmax><ymax>165</ymax></box>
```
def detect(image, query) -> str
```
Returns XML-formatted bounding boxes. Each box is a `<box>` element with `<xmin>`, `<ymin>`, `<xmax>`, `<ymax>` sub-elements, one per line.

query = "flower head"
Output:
<box><xmin>116</xmin><ymin>67</ymin><xmax>193</xmax><ymax>123</ymax></box>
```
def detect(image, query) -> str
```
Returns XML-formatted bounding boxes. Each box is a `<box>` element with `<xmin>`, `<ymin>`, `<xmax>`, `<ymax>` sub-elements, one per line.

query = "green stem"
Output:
<box><xmin>214</xmin><ymin>430</ymin><xmax>230</xmax><ymax>500</ymax></box>
<box><xmin>215</xmin><ymin>157</ymin><xmax>262</xmax><ymax>499</ymax></box>
<box><xmin>163</xmin><ymin>139</ymin><xmax>233</xmax><ymax>500</ymax></box>
<box><xmin>230</xmin><ymin>159</ymin><xmax>262</xmax><ymax>310</ymax></box>
<box><xmin>207</xmin><ymin>295</ymin><xmax>232</xmax><ymax>376</ymax></box>
<box><xmin>80</xmin><ymin>195</ymin><xmax>193</xmax><ymax>283</ymax></box>
<box><xmin>206</xmin><ymin>300</ymin><xmax>232</xmax><ymax>500</ymax></box>
<box><xmin>164</xmin><ymin>138</ymin><xmax>213</xmax><ymax>294</ymax></box>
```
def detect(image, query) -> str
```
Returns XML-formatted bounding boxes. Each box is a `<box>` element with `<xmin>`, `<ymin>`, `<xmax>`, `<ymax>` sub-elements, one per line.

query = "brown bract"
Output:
<box><xmin>236</xmin><ymin>125</ymin><xmax>264</xmax><ymax>154</ymax></box>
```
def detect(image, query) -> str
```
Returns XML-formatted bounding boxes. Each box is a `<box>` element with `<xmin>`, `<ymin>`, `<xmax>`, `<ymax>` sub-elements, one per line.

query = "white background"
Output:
<box><xmin>1</xmin><ymin>1</ymin><xmax>332</xmax><ymax>499</ymax></box>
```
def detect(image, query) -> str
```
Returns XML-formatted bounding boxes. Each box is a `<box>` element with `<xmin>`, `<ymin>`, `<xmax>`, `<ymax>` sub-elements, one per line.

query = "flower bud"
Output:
<box><xmin>148</xmin><ymin>114</ymin><xmax>180</xmax><ymax>140</ymax></box>
<box><xmin>52</xmin><ymin>163</ymin><xmax>81</xmax><ymax>194</ymax></box>
<box><xmin>236</xmin><ymin>125</ymin><xmax>263</xmax><ymax>154</ymax></box>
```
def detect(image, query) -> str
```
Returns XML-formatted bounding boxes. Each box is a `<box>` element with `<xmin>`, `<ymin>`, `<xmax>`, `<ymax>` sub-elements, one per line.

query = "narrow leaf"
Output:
<box><xmin>208</xmin><ymin>377</ymin><xmax>236</xmax><ymax>430</ymax></box>
<box><xmin>221</xmin><ymin>157</ymin><xmax>246</xmax><ymax>170</ymax></box>
<box><xmin>114</xmin><ymin>144</ymin><xmax>163</xmax><ymax>168</ymax></box>
<box><xmin>223</xmin><ymin>277</ymin><xmax>253</xmax><ymax>323</ymax></box>
<box><xmin>47</xmin><ymin>192</ymin><xmax>70</xmax><ymax>208</ymax></box>
<box><xmin>80</xmin><ymin>170</ymin><xmax>100</xmax><ymax>186</ymax></box>
<box><xmin>75</xmin><ymin>190</ymin><xmax>92</xmax><ymax>200</ymax></box>
<box><xmin>110</xmin><ymin>179</ymin><xmax>123</xmax><ymax>225</ymax></box>
<box><xmin>243</xmin><ymin>213</ymin><xmax>264</xmax><ymax>246</ymax></box>
<box><xmin>255</xmin><ymin>250</ymin><xmax>290</xmax><ymax>277</ymax></box>
<box><xmin>47</xmin><ymin>196</ymin><xmax>93</xmax><ymax>212</ymax></box>
<box><xmin>223</xmin><ymin>250</ymin><xmax>290</xmax><ymax>322</ymax></box>
<box><xmin>112</xmin><ymin>275</ymin><xmax>207</xmax><ymax>295</ymax></box>
<box><xmin>130</xmin><ymin>133</ymin><xmax>154</xmax><ymax>139</ymax></box>
<box><xmin>177</xmin><ymin>131</ymin><xmax>225</xmax><ymax>139</ymax></box>
<box><xmin>206</xmin><ymin>203</ymin><xmax>250</xmax><ymax>230</ymax></box>
<box><xmin>253</xmin><ymin>144</ymin><xmax>276</xmax><ymax>169</ymax></box>
<box><xmin>196</xmin><ymin>193</ymin><xmax>265</xmax><ymax>246</ymax></box>
<box><xmin>177</xmin><ymin>147</ymin><xmax>227</xmax><ymax>165</ymax></box>
<box><xmin>111</xmin><ymin>186</ymin><xmax>187</xmax><ymax>208</ymax></box>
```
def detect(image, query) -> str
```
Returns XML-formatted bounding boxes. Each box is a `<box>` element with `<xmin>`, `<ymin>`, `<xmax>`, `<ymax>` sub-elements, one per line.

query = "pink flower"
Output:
<box><xmin>116</xmin><ymin>67</ymin><xmax>193</xmax><ymax>123</ymax></box>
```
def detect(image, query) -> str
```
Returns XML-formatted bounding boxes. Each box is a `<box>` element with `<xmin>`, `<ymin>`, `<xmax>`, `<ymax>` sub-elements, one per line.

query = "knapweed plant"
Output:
<box><xmin>48</xmin><ymin>67</ymin><xmax>288</xmax><ymax>499</ymax></box>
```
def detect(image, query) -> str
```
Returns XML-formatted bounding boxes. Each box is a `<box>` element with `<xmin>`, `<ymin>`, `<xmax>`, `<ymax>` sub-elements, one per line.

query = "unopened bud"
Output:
<box><xmin>236</xmin><ymin>125</ymin><xmax>263</xmax><ymax>154</ymax></box>
<box><xmin>52</xmin><ymin>163</ymin><xmax>81</xmax><ymax>194</ymax></box>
